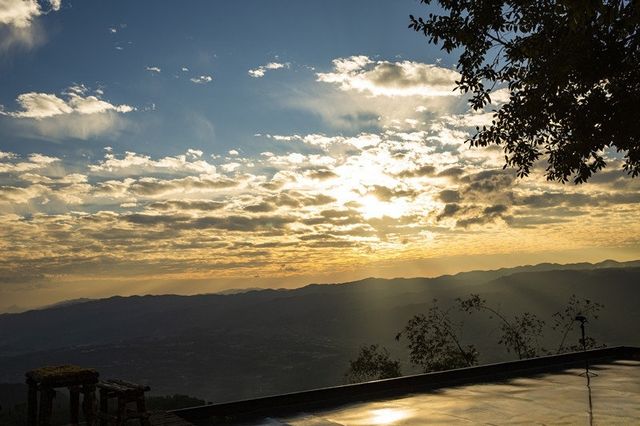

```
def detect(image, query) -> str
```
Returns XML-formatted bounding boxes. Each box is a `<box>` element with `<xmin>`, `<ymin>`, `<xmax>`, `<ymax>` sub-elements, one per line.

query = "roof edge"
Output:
<box><xmin>172</xmin><ymin>345</ymin><xmax>640</xmax><ymax>423</ymax></box>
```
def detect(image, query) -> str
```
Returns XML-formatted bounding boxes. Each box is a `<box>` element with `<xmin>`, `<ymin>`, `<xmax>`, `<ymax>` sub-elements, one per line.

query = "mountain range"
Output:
<box><xmin>1</xmin><ymin>259</ymin><xmax>639</xmax><ymax>403</ymax></box>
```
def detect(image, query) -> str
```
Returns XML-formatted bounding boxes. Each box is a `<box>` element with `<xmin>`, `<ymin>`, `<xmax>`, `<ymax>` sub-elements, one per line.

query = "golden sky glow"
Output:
<box><xmin>2</xmin><ymin>41</ymin><xmax>640</xmax><ymax>311</ymax></box>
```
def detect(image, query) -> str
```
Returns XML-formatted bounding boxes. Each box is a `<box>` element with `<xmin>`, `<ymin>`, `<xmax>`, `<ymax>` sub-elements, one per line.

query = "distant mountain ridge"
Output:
<box><xmin>4</xmin><ymin>258</ymin><xmax>638</xmax><ymax>316</ymax></box>
<box><xmin>0</xmin><ymin>260</ymin><xmax>639</xmax><ymax>402</ymax></box>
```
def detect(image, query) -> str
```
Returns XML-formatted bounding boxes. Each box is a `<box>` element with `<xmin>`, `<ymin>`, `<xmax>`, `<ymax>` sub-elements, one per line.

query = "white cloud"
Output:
<box><xmin>190</xmin><ymin>75</ymin><xmax>213</xmax><ymax>84</ymax></box>
<box><xmin>248</xmin><ymin>62</ymin><xmax>290</xmax><ymax>78</ymax></box>
<box><xmin>4</xmin><ymin>88</ymin><xmax>134</xmax><ymax>119</ymax></box>
<box><xmin>489</xmin><ymin>88</ymin><xmax>510</xmax><ymax>105</ymax></box>
<box><xmin>317</xmin><ymin>56</ymin><xmax>460</xmax><ymax>97</ymax></box>
<box><xmin>0</xmin><ymin>183</ymin><xmax>48</xmax><ymax>204</ymax></box>
<box><xmin>186</xmin><ymin>149</ymin><xmax>203</xmax><ymax>158</ymax></box>
<box><xmin>281</xmin><ymin>57</ymin><xmax>467</xmax><ymax>131</ymax></box>
<box><xmin>0</xmin><ymin>152</ymin><xmax>59</xmax><ymax>173</ymax></box>
<box><xmin>1</xmin><ymin>87</ymin><xmax>134</xmax><ymax>140</ymax></box>
<box><xmin>7</xmin><ymin>92</ymin><xmax>72</xmax><ymax>118</ymax></box>
<box><xmin>89</xmin><ymin>151</ymin><xmax>218</xmax><ymax>176</ymax></box>
<box><xmin>0</xmin><ymin>151</ymin><xmax>16</xmax><ymax>160</ymax></box>
<box><xmin>0</xmin><ymin>0</ymin><xmax>62</xmax><ymax>52</ymax></box>
<box><xmin>145</xmin><ymin>66</ymin><xmax>161</xmax><ymax>73</ymax></box>
<box><xmin>48</xmin><ymin>0</ymin><xmax>61</xmax><ymax>11</ymax></box>
<box><xmin>0</xmin><ymin>0</ymin><xmax>42</xmax><ymax>28</ymax></box>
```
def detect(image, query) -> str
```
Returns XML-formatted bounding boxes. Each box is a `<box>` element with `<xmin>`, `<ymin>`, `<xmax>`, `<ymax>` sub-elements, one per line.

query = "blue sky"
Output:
<box><xmin>1</xmin><ymin>0</ymin><xmax>448</xmax><ymax>159</ymax></box>
<box><xmin>1</xmin><ymin>0</ymin><xmax>639</xmax><ymax>312</ymax></box>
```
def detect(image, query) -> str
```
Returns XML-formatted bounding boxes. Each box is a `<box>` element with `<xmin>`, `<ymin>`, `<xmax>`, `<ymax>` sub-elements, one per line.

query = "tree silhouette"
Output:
<box><xmin>458</xmin><ymin>294</ymin><xmax>547</xmax><ymax>359</ymax></box>
<box><xmin>552</xmin><ymin>295</ymin><xmax>605</xmax><ymax>353</ymax></box>
<box><xmin>410</xmin><ymin>1</ymin><xmax>640</xmax><ymax>183</ymax></box>
<box><xmin>347</xmin><ymin>294</ymin><xmax>605</xmax><ymax>379</ymax></box>
<box><xmin>345</xmin><ymin>344</ymin><xmax>402</xmax><ymax>383</ymax></box>
<box><xmin>396</xmin><ymin>299</ymin><xmax>478</xmax><ymax>372</ymax></box>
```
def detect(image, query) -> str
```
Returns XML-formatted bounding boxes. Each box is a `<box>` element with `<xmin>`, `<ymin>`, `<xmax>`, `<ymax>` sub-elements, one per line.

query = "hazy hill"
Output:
<box><xmin>0</xmin><ymin>260</ymin><xmax>639</xmax><ymax>402</ymax></box>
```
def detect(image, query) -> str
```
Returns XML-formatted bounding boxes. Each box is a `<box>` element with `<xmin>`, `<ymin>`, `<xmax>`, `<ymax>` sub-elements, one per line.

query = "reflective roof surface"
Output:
<box><xmin>265</xmin><ymin>360</ymin><xmax>640</xmax><ymax>425</ymax></box>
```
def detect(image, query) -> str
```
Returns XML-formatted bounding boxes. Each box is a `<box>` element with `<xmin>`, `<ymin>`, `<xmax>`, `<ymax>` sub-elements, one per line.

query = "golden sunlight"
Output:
<box><xmin>370</xmin><ymin>408</ymin><xmax>410</xmax><ymax>424</ymax></box>
<box><xmin>358</xmin><ymin>195</ymin><xmax>408</xmax><ymax>219</ymax></box>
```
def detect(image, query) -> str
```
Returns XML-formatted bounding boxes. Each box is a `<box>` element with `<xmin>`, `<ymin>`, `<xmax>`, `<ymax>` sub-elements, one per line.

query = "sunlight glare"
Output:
<box><xmin>359</xmin><ymin>195</ymin><xmax>406</xmax><ymax>219</ymax></box>
<box><xmin>370</xmin><ymin>408</ymin><xmax>409</xmax><ymax>424</ymax></box>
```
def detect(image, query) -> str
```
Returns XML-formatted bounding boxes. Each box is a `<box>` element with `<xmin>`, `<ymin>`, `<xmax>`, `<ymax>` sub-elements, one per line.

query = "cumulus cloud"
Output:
<box><xmin>2</xmin><ymin>115</ymin><xmax>640</xmax><ymax>297</ymax></box>
<box><xmin>128</xmin><ymin>175</ymin><xmax>238</xmax><ymax>197</ymax></box>
<box><xmin>248</xmin><ymin>62</ymin><xmax>290</xmax><ymax>78</ymax></box>
<box><xmin>316</xmin><ymin>56</ymin><xmax>461</xmax><ymax>97</ymax></box>
<box><xmin>0</xmin><ymin>0</ymin><xmax>61</xmax><ymax>52</ymax></box>
<box><xmin>89</xmin><ymin>151</ymin><xmax>217</xmax><ymax>176</ymax></box>
<box><xmin>396</xmin><ymin>164</ymin><xmax>436</xmax><ymax>178</ymax></box>
<box><xmin>0</xmin><ymin>152</ymin><xmax>59</xmax><ymax>173</ymax></box>
<box><xmin>4</xmin><ymin>87</ymin><xmax>133</xmax><ymax>119</ymax></box>
<box><xmin>190</xmin><ymin>75</ymin><xmax>213</xmax><ymax>84</ymax></box>
<box><xmin>148</xmin><ymin>200</ymin><xmax>225</xmax><ymax>211</ymax></box>
<box><xmin>1</xmin><ymin>86</ymin><xmax>134</xmax><ymax>140</ymax></box>
<box><xmin>0</xmin><ymin>0</ymin><xmax>41</xmax><ymax>27</ymax></box>
<box><xmin>280</xmin><ymin>56</ymin><xmax>468</xmax><ymax>131</ymax></box>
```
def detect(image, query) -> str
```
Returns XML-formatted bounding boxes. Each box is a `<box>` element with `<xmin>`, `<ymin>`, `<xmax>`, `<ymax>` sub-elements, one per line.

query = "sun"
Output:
<box><xmin>358</xmin><ymin>195</ymin><xmax>408</xmax><ymax>219</ymax></box>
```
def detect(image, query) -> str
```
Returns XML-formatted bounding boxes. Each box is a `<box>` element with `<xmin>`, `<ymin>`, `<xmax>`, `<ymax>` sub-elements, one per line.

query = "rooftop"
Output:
<box><xmin>172</xmin><ymin>346</ymin><xmax>640</xmax><ymax>425</ymax></box>
<box><xmin>275</xmin><ymin>360</ymin><xmax>640</xmax><ymax>425</ymax></box>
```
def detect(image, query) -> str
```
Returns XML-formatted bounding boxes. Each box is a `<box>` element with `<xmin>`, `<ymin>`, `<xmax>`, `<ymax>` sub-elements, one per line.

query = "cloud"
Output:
<box><xmin>128</xmin><ymin>175</ymin><xmax>238</xmax><ymax>197</ymax></box>
<box><xmin>368</xmin><ymin>185</ymin><xmax>418</xmax><ymax>202</ymax></box>
<box><xmin>89</xmin><ymin>150</ymin><xmax>217</xmax><ymax>176</ymax></box>
<box><xmin>0</xmin><ymin>0</ymin><xmax>61</xmax><ymax>52</ymax></box>
<box><xmin>148</xmin><ymin>200</ymin><xmax>225</xmax><ymax>211</ymax></box>
<box><xmin>248</xmin><ymin>62</ymin><xmax>290</xmax><ymax>78</ymax></box>
<box><xmin>0</xmin><ymin>184</ymin><xmax>48</xmax><ymax>203</ymax></box>
<box><xmin>0</xmin><ymin>0</ymin><xmax>41</xmax><ymax>27</ymax></box>
<box><xmin>145</xmin><ymin>66</ymin><xmax>161</xmax><ymax>73</ymax></box>
<box><xmin>281</xmin><ymin>57</ymin><xmax>467</xmax><ymax>131</ymax></box>
<box><xmin>0</xmin><ymin>152</ymin><xmax>59</xmax><ymax>173</ymax></box>
<box><xmin>396</xmin><ymin>164</ymin><xmax>436</xmax><ymax>178</ymax></box>
<box><xmin>459</xmin><ymin>170</ymin><xmax>515</xmax><ymax>196</ymax></box>
<box><xmin>1</xmin><ymin>86</ymin><xmax>134</xmax><ymax>140</ymax></box>
<box><xmin>316</xmin><ymin>56</ymin><xmax>461</xmax><ymax>97</ymax></box>
<box><xmin>438</xmin><ymin>190</ymin><xmax>461</xmax><ymax>203</ymax></box>
<box><xmin>456</xmin><ymin>204</ymin><xmax>509</xmax><ymax>228</ymax></box>
<box><xmin>244</xmin><ymin>201</ymin><xmax>275</xmax><ymax>213</ymax></box>
<box><xmin>2</xmin><ymin>113</ymin><xmax>640</xmax><ymax>299</ymax></box>
<box><xmin>306</xmin><ymin>169</ymin><xmax>338</xmax><ymax>180</ymax></box>
<box><xmin>4</xmin><ymin>88</ymin><xmax>133</xmax><ymax>119</ymax></box>
<box><xmin>190</xmin><ymin>75</ymin><xmax>213</xmax><ymax>84</ymax></box>
<box><xmin>123</xmin><ymin>212</ymin><xmax>296</xmax><ymax>232</ymax></box>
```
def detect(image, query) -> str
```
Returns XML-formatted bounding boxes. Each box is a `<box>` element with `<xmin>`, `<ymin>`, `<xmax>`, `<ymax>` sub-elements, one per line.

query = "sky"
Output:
<box><xmin>1</xmin><ymin>0</ymin><xmax>639</xmax><ymax>312</ymax></box>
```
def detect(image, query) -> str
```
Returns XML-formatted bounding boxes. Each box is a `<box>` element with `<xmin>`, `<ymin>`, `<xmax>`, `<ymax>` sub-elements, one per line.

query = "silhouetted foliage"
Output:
<box><xmin>349</xmin><ymin>294</ymin><xmax>606</xmax><ymax>377</ymax></box>
<box><xmin>410</xmin><ymin>1</ymin><xmax>640</xmax><ymax>183</ymax></box>
<box><xmin>345</xmin><ymin>344</ymin><xmax>402</xmax><ymax>383</ymax></box>
<box><xmin>552</xmin><ymin>294</ymin><xmax>605</xmax><ymax>353</ymax></box>
<box><xmin>396</xmin><ymin>299</ymin><xmax>478</xmax><ymax>372</ymax></box>
<box><xmin>458</xmin><ymin>294</ymin><xmax>547</xmax><ymax>359</ymax></box>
